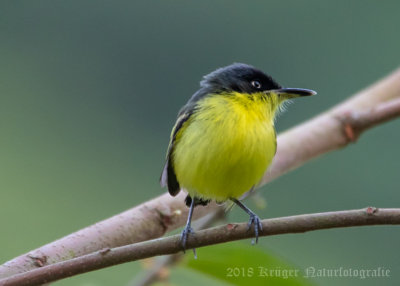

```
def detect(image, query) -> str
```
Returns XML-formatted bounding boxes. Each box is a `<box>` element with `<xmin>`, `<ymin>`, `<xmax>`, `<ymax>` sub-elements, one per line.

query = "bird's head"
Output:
<box><xmin>200</xmin><ymin>63</ymin><xmax>316</xmax><ymax>106</ymax></box>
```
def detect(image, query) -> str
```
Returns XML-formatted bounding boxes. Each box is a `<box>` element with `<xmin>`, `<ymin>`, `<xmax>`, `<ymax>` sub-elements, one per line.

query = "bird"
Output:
<box><xmin>160</xmin><ymin>63</ymin><xmax>316</xmax><ymax>252</ymax></box>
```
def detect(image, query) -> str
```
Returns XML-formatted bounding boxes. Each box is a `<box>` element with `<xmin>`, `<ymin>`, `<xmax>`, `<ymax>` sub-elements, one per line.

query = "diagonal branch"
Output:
<box><xmin>1</xmin><ymin>207</ymin><xmax>399</xmax><ymax>286</ymax></box>
<box><xmin>338</xmin><ymin>97</ymin><xmax>400</xmax><ymax>142</ymax></box>
<box><xmin>1</xmin><ymin>68</ymin><xmax>400</xmax><ymax>279</ymax></box>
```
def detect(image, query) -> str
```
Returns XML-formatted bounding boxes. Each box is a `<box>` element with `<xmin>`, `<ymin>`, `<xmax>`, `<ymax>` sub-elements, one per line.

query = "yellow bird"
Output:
<box><xmin>161</xmin><ymin>63</ymin><xmax>316</xmax><ymax>250</ymax></box>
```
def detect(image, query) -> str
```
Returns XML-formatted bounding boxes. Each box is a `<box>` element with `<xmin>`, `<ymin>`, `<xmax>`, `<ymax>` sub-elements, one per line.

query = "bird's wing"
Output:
<box><xmin>160</xmin><ymin>110</ymin><xmax>193</xmax><ymax>196</ymax></box>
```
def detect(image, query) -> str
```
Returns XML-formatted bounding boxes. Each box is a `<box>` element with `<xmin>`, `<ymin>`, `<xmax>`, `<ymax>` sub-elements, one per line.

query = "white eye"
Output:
<box><xmin>251</xmin><ymin>80</ymin><xmax>262</xmax><ymax>89</ymax></box>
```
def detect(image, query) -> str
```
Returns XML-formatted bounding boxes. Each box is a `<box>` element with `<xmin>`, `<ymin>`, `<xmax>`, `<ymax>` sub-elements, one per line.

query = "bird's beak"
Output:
<box><xmin>270</xmin><ymin>88</ymin><xmax>317</xmax><ymax>99</ymax></box>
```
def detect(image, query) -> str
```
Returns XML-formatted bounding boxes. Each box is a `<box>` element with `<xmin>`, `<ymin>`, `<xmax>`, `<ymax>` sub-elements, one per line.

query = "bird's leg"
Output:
<box><xmin>231</xmin><ymin>198</ymin><xmax>263</xmax><ymax>245</ymax></box>
<box><xmin>180</xmin><ymin>197</ymin><xmax>196</xmax><ymax>256</ymax></box>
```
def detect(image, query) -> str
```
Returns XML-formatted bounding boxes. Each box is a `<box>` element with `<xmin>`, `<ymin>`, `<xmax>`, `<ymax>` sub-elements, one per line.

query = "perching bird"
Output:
<box><xmin>160</xmin><ymin>63</ymin><xmax>316</xmax><ymax>251</ymax></box>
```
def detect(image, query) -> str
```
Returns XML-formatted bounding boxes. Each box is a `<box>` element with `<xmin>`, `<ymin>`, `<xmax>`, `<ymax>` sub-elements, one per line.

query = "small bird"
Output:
<box><xmin>160</xmin><ymin>63</ymin><xmax>316</xmax><ymax>251</ymax></box>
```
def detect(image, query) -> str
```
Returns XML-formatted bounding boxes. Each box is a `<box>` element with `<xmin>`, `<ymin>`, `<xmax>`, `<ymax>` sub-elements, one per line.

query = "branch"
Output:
<box><xmin>1</xmin><ymin>68</ymin><xmax>400</xmax><ymax>279</ymax></box>
<box><xmin>339</xmin><ymin>97</ymin><xmax>400</xmax><ymax>142</ymax></box>
<box><xmin>1</xmin><ymin>207</ymin><xmax>399</xmax><ymax>286</ymax></box>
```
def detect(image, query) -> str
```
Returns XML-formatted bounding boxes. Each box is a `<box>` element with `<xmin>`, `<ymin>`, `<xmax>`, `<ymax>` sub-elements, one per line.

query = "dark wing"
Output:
<box><xmin>160</xmin><ymin>111</ymin><xmax>193</xmax><ymax>196</ymax></box>
<box><xmin>161</xmin><ymin>87</ymin><xmax>208</xmax><ymax>196</ymax></box>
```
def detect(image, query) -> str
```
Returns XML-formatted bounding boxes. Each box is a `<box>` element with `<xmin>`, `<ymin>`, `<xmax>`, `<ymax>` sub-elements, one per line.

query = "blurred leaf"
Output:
<box><xmin>166</xmin><ymin>266</ymin><xmax>232</xmax><ymax>286</ymax></box>
<box><xmin>183</xmin><ymin>242</ymin><xmax>313</xmax><ymax>286</ymax></box>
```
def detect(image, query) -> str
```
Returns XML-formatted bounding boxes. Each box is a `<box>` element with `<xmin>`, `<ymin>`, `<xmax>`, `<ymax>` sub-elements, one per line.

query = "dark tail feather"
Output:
<box><xmin>160</xmin><ymin>161</ymin><xmax>181</xmax><ymax>196</ymax></box>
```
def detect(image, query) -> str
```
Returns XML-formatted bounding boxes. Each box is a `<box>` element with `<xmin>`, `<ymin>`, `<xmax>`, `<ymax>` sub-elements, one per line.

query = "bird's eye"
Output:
<box><xmin>251</xmin><ymin>80</ymin><xmax>262</xmax><ymax>89</ymax></box>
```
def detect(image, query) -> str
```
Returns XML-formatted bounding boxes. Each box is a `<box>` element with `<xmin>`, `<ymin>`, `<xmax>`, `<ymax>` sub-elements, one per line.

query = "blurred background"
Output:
<box><xmin>1</xmin><ymin>1</ymin><xmax>400</xmax><ymax>285</ymax></box>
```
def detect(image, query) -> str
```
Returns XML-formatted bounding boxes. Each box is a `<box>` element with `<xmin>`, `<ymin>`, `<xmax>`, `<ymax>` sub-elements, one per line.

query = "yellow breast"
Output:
<box><xmin>172</xmin><ymin>92</ymin><xmax>278</xmax><ymax>201</ymax></box>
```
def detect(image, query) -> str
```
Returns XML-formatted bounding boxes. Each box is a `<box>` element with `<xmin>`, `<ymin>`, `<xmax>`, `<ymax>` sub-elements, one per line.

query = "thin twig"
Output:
<box><xmin>1</xmin><ymin>207</ymin><xmax>399</xmax><ymax>286</ymax></box>
<box><xmin>1</xmin><ymin>68</ymin><xmax>400</xmax><ymax>279</ymax></box>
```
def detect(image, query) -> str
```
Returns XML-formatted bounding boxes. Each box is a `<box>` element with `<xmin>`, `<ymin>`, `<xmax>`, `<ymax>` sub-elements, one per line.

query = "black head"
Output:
<box><xmin>200</xmin><ymin>63</ymin><xmax>282</xmax><ymax>94</ymax></box>
<box><xmin>180</xmin><ymin>63</ymin><xmax>316</xmax><ymax>116</ymax></box>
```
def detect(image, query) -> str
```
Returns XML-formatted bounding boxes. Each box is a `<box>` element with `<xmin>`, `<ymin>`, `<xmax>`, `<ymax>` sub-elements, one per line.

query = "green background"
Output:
<box><xmin>1</xmin><ymin>1</ymin><xmax>399</xmax><ymax>285</ymax></box>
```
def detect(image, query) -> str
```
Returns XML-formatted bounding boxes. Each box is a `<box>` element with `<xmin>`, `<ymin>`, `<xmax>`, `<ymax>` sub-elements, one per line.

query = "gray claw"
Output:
<box><xmin>247</xmin><ymin>214</ymin><xmax>263</xmax><ymax>244</ymax></box>
<box><xmin>180</xmin><ymin>226</ymin><xmax>194</xmax><ymax>252</ymax></box>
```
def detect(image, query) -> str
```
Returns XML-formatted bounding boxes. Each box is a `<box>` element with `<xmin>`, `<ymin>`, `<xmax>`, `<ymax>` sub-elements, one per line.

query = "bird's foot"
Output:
<box><xmin>247</xmin><ymin>213</ymin><xmax>263</xmax><ymax>245</ymax></box>
<box><xmin>180</xmin><ymin>225</ymin><xmax>194</xmax><ymax>251</ymax></box>
<box><xmin>180</xmin><ymin>225</ymin><xmax>197</xmax><ymax>258</ymax></box>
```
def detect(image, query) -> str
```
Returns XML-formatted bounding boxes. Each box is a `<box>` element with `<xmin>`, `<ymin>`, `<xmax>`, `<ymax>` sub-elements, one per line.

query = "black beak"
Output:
<box><xmin>271</xmin><ymin>88</ymin><xmax>317</xmax><ymax>98</ymax></box>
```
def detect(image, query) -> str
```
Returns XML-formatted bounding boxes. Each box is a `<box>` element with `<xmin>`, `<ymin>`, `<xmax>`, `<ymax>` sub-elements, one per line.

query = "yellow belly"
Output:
<box><xmin>172</xmin><ymin>93</ymin><xmax>277</xmax><ymax>201</ymax></box>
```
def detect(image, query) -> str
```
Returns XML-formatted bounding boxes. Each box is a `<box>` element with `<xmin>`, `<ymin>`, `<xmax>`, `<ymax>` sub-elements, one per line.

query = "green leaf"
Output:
<box><xmin>183</xmin><ymin>242</ymin><xmax>313</xmax><ymax>286</ymax></box>
<box><xmin>166</xmin><ymin>266</ymin><xmax>233</xmax><ymax>286</ymax></box>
